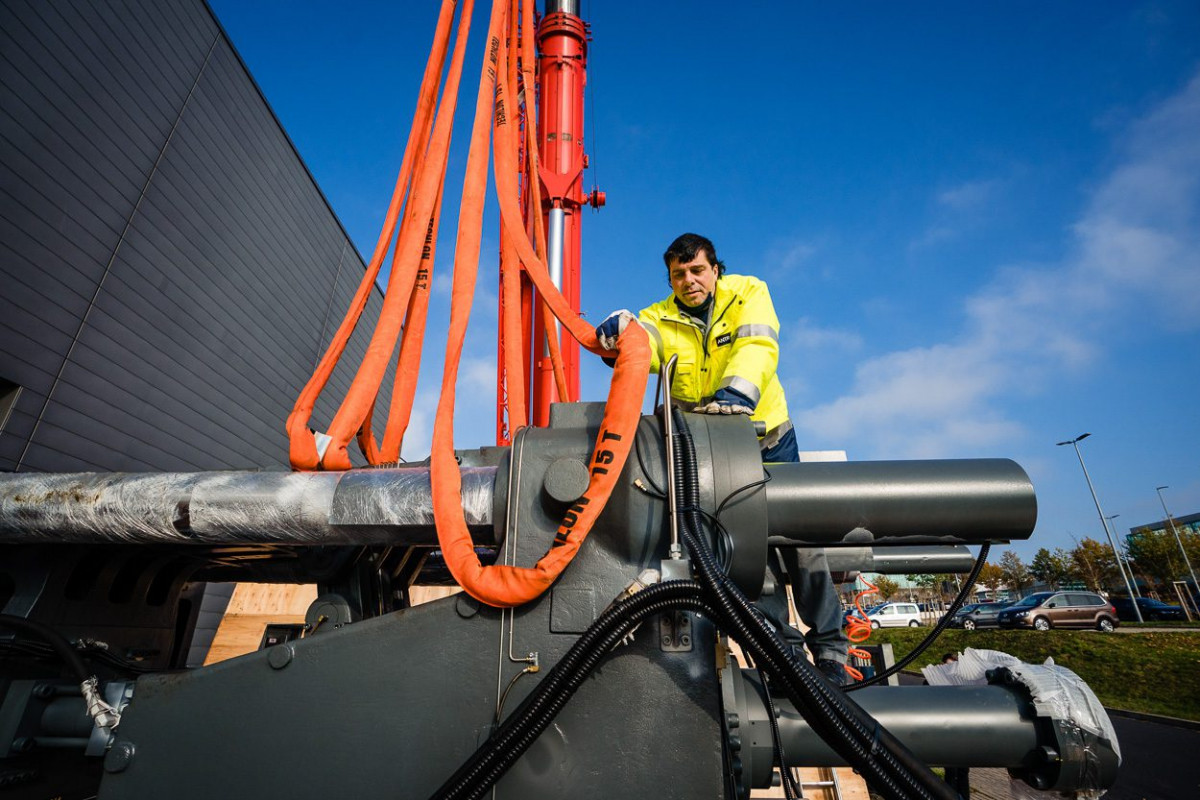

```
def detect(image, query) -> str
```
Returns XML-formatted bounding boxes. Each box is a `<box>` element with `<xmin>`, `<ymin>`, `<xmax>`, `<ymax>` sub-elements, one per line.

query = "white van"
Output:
<box><xmin>865</xmin><ymin>602</ymin><xmax>922</xmax><ymax>628</ymax></box>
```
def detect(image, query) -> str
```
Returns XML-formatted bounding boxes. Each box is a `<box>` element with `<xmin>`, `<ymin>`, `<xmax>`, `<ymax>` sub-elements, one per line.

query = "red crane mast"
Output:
<box><xmin>497</xmin><ymin>0</ymin><xmax>603</xmax><ymax>441</ymax></box>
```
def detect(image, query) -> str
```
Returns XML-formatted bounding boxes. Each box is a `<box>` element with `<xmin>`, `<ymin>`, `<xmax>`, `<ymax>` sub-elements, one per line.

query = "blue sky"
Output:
<box><xmin>210</xmin><ymin>1</ymin><xmax>1200</xmax><ymax>564</ymax></box>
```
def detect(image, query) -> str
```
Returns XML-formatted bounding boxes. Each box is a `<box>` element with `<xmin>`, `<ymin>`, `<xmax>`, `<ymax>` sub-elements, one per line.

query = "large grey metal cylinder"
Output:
<box><xmin>0</xmin><ymin>468</ymin><xmax>497</xmax><ymax>546</ymax></box>
<box><xmin>814</xmin><ymin>545</ymin><xmax>978</xmax><ymax>575</ymax></box>
<box><xmin>728</xmin><ymin>665</ymin><xmax>1118</xmax><ymax>796</ymax></box>
<box><xmin>776</xmin><ymin>686</ymin><xmax>1040</xmax><ymax>768</ymax></box>
<box><xmin>763</xmin><ymin>459</ymin><xmax>1036</xmax><ymax>545</ymax></box>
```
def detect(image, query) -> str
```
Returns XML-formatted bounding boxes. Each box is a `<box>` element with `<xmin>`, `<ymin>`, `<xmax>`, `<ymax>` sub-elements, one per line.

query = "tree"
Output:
<box><xmin>1127</xmin><ymin>526</ymin><xmax>1199</xmax><ymax>594</ymax></box>
<box><xmin>1029</xmin><ymin>547</ymin><xmax>1072</xmax><ymax>588</ymax></box>
<box><xmin>906</xmin><ymin>573</ymin><xmax>951</xmax><ymax>603</ymax></box>
<box><xmin>976</xmin><ymin>562</ymin><xmax>1005</xmax><ymax>596</ymax></box>
<box><xmin>1069</xmin><ymin>538</ymin><xmax>1119</xmax><ymax>593</ymax></box>
<box><xmin>873</xmin><ymin>576</ymin><xmax>900</xmax><ymax>601</ymax></box>
<box><xmin>999</xmin><ymin>551</ymin><xmax>1033</xmax><ymax>596</ymax></box>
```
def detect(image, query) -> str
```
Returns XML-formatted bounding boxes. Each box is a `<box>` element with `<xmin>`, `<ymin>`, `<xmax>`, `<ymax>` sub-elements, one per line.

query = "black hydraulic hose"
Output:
<box><xmin>669</xmin><ymin>419</ymin><xmax>912</xmax><ymax>797</ymax></box>
<box><xmin>0</xmin><ymin>613</ymin><xmax>89</xmax><ymax>683</ymax></box>
<box><xmin>758</xmin><ymin>667</ymin><xmax>801</xmax><ymax>800</ymax></box>
<box><xmin>668</xmin><ymin>418</ymin><xmax>902</xmax><ymax>792</ymax></box>
<box><xmin>671</xmin><ymin>410</ymin><xmax>959</xmax><ymax>800</ymax></box>
<box><xmin>848</xmin><ymin>542</ymin><xmax>991</xmax><ymax>690</ymax></box>
<box><xmin>429</xmin><ymin>410</ymin><xmax>963</xmax><ymax>800</ymax></box>
<box><xmin>454</xmin><ymin>595</ymin><xmax>717</xmax><ymax>800</ymax></box>
<box><xmin>428</xmin><ymin>581</ymin><xmax>714</xmax><ymax>800</ymax></box>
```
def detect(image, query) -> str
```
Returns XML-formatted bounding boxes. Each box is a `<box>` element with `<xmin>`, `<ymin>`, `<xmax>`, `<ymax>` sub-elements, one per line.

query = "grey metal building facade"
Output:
<box><xmin>0</xmin><ymin>0</ymin><xmax>393</xmax><ymax>474</ymax></box>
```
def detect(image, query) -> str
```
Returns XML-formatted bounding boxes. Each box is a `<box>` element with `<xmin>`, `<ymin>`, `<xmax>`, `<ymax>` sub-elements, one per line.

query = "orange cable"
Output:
<box><xmin>845</xmin><ymin>576</ymin><xmax>880</xmax><ymax>645</ymax></box>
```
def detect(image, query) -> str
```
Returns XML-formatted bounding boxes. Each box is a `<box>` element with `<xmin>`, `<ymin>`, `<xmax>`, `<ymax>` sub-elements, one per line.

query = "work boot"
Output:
<box><xmin>818</xmin><ymin>659</ymin><xmax>848</xmax><ymax>687</ymax></box>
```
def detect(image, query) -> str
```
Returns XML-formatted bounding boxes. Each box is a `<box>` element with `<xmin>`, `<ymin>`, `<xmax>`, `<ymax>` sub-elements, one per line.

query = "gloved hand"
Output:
<box><xmin>693</xmin><ymin>400</ymin><xmax>754</xmax><ymax>415</ymax></box>
<box><xmin>595</xmin><ymin>309</ymin><xmax>637</xmax><ymax>351</ymax></box>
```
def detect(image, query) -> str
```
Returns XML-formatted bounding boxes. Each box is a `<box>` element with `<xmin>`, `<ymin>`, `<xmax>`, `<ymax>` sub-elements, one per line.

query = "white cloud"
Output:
<box><xmin>909</xmin><ymin>179</ymin><xmax>1004</xmax><ymax>251</ymax></box>
<box><xmin>937</xmin><ymin>179</ymin><xmax>1000</xmax><ymax>211</ymax></box>
<box><xmin>763</xmin><ymin>237</ymin><xmax>820</xmax><ymax>280</ymax></box>
<box><xmin>785</xmin><ymin>317</ymin><xmax>863</xmax><ymax>353</ymax></box>
<box><xmin>799</xmin><ymin>70</ymin><xmax>1200</xmax><ymax>458</ymax></box>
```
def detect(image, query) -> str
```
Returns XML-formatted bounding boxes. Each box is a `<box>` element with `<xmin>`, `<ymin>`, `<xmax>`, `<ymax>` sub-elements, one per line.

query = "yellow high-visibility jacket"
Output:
<box><xmin>637</xmin><ymin>273</ymin><xmax>791</xmax><ymax>443</ymax></box>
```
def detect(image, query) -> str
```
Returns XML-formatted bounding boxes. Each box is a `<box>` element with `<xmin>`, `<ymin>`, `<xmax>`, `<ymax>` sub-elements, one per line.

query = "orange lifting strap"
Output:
<box><xmin>286</xmin><ymin>0</ymin><xmax>651</xmax><ymax>609</ymax></box>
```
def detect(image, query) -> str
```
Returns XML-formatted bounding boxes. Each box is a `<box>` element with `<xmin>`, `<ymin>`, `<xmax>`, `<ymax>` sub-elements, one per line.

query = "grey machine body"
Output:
<box><xmin>0</xmin><ymin>404</ymin><xmax>1121</xmax><ymax>799</ymax></box>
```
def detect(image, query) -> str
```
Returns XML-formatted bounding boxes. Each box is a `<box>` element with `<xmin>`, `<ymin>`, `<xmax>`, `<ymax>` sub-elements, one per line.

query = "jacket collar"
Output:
<box><xmin>661</xmin><ymin>279</ymin><xmax>734</xmax><ymax>328</ymax></box>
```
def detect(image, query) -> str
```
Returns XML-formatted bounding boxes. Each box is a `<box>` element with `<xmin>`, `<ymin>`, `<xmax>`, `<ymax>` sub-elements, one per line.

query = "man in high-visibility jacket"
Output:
<box><xmin>597</xmin><ymin>232</ymin><xmax>849</xmax><ymax>685</ymax></box>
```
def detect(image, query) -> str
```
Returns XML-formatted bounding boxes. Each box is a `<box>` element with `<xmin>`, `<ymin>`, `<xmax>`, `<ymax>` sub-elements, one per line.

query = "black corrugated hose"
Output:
<box><xmin>669</xmin><ymin>408</ymin><xmax>958</xmax><ymax>800</ymax></box>
<box><xmin>427</xmin><ymin>580</ymin><xmax>715</xmax><ymax>800</ymax></box>
<box><xmin>427</xmin><ymin>409</ymin><xmax>961</xmax><ymax>800</ymax></box>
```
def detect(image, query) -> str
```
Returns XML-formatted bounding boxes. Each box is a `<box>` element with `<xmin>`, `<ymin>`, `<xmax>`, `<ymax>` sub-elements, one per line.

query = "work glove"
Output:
<box><xmin>596</xmin><ymin>309</ymin><xmax>637</xmax><ymax>351</ymax></box>
<box><xmin>693</xmin><ymin>400</ymin><xmax>754</xmax><ymax>416</ymax></box>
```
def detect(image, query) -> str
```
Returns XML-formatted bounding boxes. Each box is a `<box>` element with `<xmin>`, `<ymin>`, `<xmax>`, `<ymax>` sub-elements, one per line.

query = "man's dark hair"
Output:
<box><xmin>663</xmin><ymin>232</ymin><xmax>726</xmax><ymax>276</ymax></box>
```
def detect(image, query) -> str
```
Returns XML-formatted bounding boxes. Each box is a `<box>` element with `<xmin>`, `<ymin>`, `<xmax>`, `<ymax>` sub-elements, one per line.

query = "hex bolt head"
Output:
<box><xmin>267</xmin><ymin>644</ymin><xmax>295</xmax><ymax>670</ymax></box>
<box><xmin>105</xmin><ymin>740</ymin><xmax>136</xmax><ymax>773</ymax></box>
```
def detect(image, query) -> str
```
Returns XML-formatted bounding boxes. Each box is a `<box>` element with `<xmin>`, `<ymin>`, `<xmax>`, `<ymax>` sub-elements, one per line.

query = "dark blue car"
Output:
<box><xmin>949</xmin><ymin>601</ymin><xmax>1010</xmax><ymax>630</ymax></box>
<box><xmin>1111</xmin><ymin>596</ymin><xmax>1186</xmax><ymax>622</ymax></box>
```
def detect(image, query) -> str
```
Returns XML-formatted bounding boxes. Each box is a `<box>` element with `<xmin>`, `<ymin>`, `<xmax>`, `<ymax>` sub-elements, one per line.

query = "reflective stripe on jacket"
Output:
<box><xmin>637</xmin><ymin>273</ymin><xmax>790</xmax><ymax>438</ymax></box>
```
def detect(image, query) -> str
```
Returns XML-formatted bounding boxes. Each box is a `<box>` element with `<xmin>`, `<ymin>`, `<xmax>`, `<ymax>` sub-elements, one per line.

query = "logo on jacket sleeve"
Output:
<box><xmin>715</xmin><ymin>333</ymin><xmax>733</xmax><ymax>347</ymax></box>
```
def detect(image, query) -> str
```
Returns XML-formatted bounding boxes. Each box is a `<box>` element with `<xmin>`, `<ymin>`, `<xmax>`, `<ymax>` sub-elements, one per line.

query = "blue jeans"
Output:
<box><xmin>756</xmin><ymin>426</ymin><xmax>848</xmax><ymax>664</ymax></box>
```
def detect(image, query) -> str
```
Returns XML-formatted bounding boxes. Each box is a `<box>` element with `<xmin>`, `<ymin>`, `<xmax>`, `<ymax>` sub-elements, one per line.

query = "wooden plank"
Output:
<box><xmin>204</xmin><ymin>583</ymin><xmax>317</xmax><ymax>664</ymax></box>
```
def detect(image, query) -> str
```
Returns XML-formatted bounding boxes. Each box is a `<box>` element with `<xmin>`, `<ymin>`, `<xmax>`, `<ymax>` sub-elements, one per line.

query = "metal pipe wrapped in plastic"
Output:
<box><xmin>795</xmin><ymin>545</ymin><xmax>978</xmax><ymax>575</ymax></box>
<box><xmin>0</xmin><ymin>468</ymin><xmax>497</xmax><ymax>546</ymax></box>
<box><xmin>763</xmin><ymin>459</ymin><xmax>1037</xmax><ymax>545</ymax></box>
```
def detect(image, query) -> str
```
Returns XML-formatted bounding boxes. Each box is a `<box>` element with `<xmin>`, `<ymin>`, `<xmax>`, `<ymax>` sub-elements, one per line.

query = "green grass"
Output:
<box><xmin>868</xmin><ymin>627</ymin><xmax>1200</xmax><ymax>721</ymax></box>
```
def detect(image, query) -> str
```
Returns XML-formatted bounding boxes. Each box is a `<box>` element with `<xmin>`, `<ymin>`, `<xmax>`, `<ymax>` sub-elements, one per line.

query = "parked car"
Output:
<box><xmin>996</xmin><ymin>591</ymin><xmax>1119</xmax><ymax>631</ymax></box>
<box><xmin>948</xmin><ymin>602</ymin><xmax>1010</xmax><ymax>630</ymax></box>
<box><xmin>1111</xmin><ymin>596</ymin><xmax>1186</xmax><ymax>622</ymax></box>
<box><xmin>862</xmin><ymin>602</ymin><xmax>923</xmax><ymax>629</ymax></box>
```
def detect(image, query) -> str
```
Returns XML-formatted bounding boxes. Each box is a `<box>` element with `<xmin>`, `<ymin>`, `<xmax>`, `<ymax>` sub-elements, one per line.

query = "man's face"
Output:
<box><xmin>668</xmin><ymin>250</ymin><xmax>719</xmax><ymax>307</ymax></box>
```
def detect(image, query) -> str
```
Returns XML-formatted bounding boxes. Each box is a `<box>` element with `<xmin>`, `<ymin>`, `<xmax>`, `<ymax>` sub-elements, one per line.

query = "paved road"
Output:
<box><xmin>1103</xmin><ymin>713</ymin><xmax>1199</xmax><ymax>800</ymax></box>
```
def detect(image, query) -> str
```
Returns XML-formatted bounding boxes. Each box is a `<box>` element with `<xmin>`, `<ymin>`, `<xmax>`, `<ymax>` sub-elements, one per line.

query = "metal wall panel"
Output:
<box><xmin>0</xmin><ymin>0</ymin><xmax>393</xmax><ymax>471</ymax></box>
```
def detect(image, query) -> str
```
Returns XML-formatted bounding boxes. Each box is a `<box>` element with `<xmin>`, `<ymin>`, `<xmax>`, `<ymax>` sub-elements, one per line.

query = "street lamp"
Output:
<box><xmin>1104</xmin><ymin>513</ymin><xmax>1142</xmax><ymax>598</ymax></box>
<box><xmin>1056</xmin><ymin>433</ymin><xmax>1142</xmax><ymax>622</ymax></box>
<box><xmin>1155</xmin><ymin>486</ymin><xmax>1199</xmax><ymax>609</ymax></box>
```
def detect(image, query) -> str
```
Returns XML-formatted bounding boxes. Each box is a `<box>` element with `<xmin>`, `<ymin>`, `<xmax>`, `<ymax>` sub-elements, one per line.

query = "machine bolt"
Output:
<box><xmin>679</xmin><ymin>635</ymin><xmax>691</xmax><ymax>647</ymax></box>
<box><xmin>661</xmin><ymin>635</ymin><xmax>672</xmax><ymax>647</ymax></box>
<box><xmin>104</xmin><ymin>740</ymin><xmax>136</xmax><ymax>773</ymax></box>
<box><xmin>543</xmin><ymin>458</ymin><xmax>590</xmax><ymax>503</ymax></box>
<box><xmin>267</xmin><ymin>644</ymin><xmax>295</xmax><ymax>670</ymax></box>
<box><xmin>455</xmin><ymin>594</ymin><xmax>480</xmax><ymax>619</ymax></box>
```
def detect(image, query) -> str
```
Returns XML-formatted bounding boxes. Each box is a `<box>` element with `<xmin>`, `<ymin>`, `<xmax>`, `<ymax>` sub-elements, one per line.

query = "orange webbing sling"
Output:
<box><xmin>287</xmin><ymin>0</ymin><xmax>459</xmax><ymax>470</ymax></box>
<box><xmin>287</xmin><ymin>0</ymin><xmax>647</xmax><ymax>608</ymax></box>
<box><xmin>319</xmin><ymin>0</ymin><xmax>477</xmax><ymax>471</ymax></box>
<box><xmin>429</xmin><ymin>0</ymin><xmax>651</xmax><ymax>607</ymax></box>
